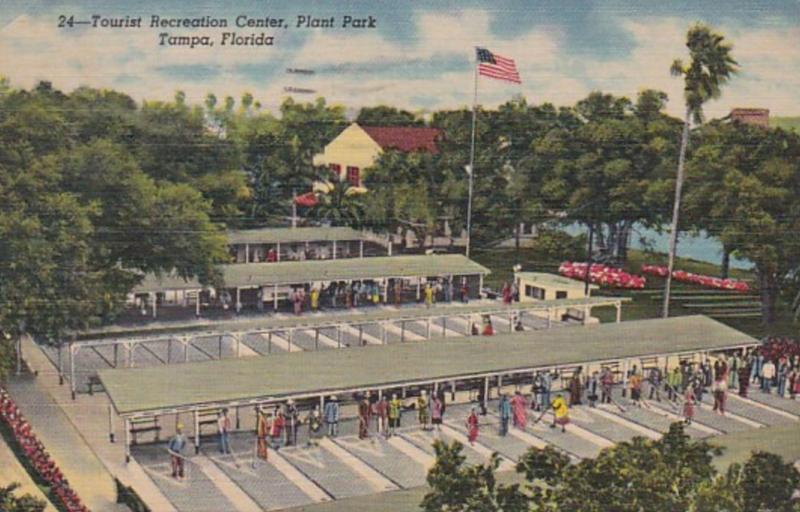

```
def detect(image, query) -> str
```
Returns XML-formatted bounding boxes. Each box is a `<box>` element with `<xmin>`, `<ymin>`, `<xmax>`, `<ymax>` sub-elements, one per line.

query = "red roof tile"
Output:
<box><xmin>361</xmin><ymin>125</ymin><xmax>442</xmax><ymax>153</ymax></box>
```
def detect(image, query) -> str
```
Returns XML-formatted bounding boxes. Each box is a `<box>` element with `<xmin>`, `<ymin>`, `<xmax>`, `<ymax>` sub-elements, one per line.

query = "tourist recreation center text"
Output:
<box><xmin>57</xmin><ymin>14</ymin><xmax>378</xmax><ymax>48</ymax></box>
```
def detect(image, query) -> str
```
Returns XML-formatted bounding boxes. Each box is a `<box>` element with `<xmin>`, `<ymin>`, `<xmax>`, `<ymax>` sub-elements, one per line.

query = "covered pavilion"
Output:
<box><xmin>129</xmin><ymin>254</ymin><xmax>489</xmax><ymax>319</ymax></box>
<box><xmin>226</xmin><ymin>226</ymin><xmax>390</xmax><ymax>263</ymax></box>
<box><xmin>60</xmin><ymin>297</ymin><xmax>628</xmax><ymax>399</ymax></box>
<box><xmin>97</xmin><ymin>315</ymin><xmax>758</xmax><ymax>462</ymax></box>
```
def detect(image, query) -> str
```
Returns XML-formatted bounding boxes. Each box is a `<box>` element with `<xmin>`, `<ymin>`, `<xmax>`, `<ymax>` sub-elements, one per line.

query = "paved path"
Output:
<box><xmin>19</xmin><ymin>335</ymin><xmax>174</xmax><ymax>512</ymax></box>
<box><xmin>7</xmin><ymin>372</ymin><xmax>124</xmax><ymax>511</ymax></box>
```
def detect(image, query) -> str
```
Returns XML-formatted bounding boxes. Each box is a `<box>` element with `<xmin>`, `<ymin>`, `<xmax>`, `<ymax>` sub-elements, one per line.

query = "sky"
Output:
<box><xmin>1</xmin><ymin>0</ymin><xmax>798</xmax><ymax>119</ymax></box>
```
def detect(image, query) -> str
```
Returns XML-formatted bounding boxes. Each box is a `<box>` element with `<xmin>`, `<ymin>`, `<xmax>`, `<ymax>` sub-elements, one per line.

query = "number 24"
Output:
<box><xmin>58</xmin><ymin>15</ymin><xmax>75</xmax><ymax>28</ymax></box>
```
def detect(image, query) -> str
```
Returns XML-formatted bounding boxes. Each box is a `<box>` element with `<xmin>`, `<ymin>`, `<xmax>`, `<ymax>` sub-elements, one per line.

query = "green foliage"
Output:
<box><xmin>671</xmin><ymin>23</ymin><xmax>739</xmax><ymax>124</ymax></box>
<box><xmin>422</xmin><ymin>440</ymin><xmax>528</xmax><ymax>512</ymax></box>
<box><xmin>526</xmin><ymin>229</ymin><xmax>587</xmax><ymax>262</ymax></box>
<box><xmin>356</xmin><ymin>106</ymin><xmax>422</xmax><ymax>126</ymax></box>
<box><xmin>0</xmin><ymin>483</ymin><xmax>46</xmax><ymax>512</ymax></box>
<box><xmin>423</xmin><ymin>422</ymin><xmax>799</xmax><ymax>512</ymax></box>
<box><xmin>307</xmin><ymin>181</ymin><xmax>365</xmax><ymax>228</ymax></box>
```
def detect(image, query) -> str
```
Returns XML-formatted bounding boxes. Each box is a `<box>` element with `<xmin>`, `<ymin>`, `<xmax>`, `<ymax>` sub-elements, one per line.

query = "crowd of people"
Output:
<box><xmin>164</xmin><ymin>342</ymin><xmax>800</xmax><ymax>474</ymax></box>
<box><xmin>0</xmin><ymin>388</ymin><xmax>89</xmax><ymax>512</ymax></box>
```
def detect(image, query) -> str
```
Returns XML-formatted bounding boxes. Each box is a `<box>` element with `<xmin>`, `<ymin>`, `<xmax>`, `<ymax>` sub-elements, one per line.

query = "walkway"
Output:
<box><xmin>15</xmin><ymin>335</ymin><xmax>173</xmax><ymax>512</ymax></box>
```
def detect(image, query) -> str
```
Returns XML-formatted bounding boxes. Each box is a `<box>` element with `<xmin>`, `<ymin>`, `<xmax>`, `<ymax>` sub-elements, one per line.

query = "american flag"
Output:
<box><xmin>476</xmin><ymin>47</ymin><xmax>521</xmax><ymax>84</ymax></box>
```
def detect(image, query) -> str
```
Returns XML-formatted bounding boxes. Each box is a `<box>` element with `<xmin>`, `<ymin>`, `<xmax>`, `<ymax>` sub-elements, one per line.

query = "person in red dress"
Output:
<box><xmin>466</xmin><ymin>407</ymin><xmax>479</xmax><ymax>445</ymax></box>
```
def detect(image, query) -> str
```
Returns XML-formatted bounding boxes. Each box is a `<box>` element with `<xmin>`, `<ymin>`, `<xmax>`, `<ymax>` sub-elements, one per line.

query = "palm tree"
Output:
<box><xmin>307</xmin><ymin>180</ymin><xmax>365</xmax><ymax>227</ymax></box>
<box><xmin>662</xmin><ymin>24</ymin><xmax>738</xmax><ymax>318</ymax></box>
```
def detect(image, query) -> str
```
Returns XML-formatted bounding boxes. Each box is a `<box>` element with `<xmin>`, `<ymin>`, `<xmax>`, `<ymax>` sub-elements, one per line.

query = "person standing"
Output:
<box><xmin>667</xmin><ymin>366</ymin><xmax>682</xmax><ymax>402</ymax></box>
<box><xmin>501</xmin><ymin>282</ymin><xmax>513</xmax><ymax>305</ymax></box>
<box><xmin>498</xmin><ymin>394</ymin><xmax>511</xmax><ymax>436</ymax></box>
<box><xmin>305</xmin><ymin>406</ymin><xmax>322</xmax><ymax>447</ymax></box>
<box><xmin>761</xmin><ymin>359</ymin><xmax>776</xmax><ymax>393</ymax></box>
<box><xmin>460</xmin><ymin>277</ymin><xmax>469</xmax><ymax>304</ymax></box>
<box><xmin>270</xmin><ymin>410</ymin><xmax>285</xmax><ymax>450</ymax></box>
<box><xmin>683</xmin><ymin>387</ymin><xmax>696</xmax><ymax>425</ymax></box>
<box><xmin>600</xmin><ymin>367</ymin><xmax>615</xmax><ymax>405</ymax></box>
<box><xmin>285</xmin><ymin>400</ymin><xmax>299</xmax><ymax>446</ymax></box>
<box><xmin>168</xmin><ymin>424</ymin><xmax>187</xmax><ymax>479</ymax></box>
<box><xmin>431</xmin><ymin>394</ymin><xmax>444</xmax><ymax>433</ymax></box>
<box><xmin>751</xmin><ymin>352</ymin><xmax>764</xmax><ymax>385</ymax></box>
<box><xmin>569</xmin><ymin>368</ymin><xmax>583</xmax><ymax>406</ymax></box>
<box><xmin>324</xmin><ymin>396</ymin><xmax>340</xmax><ymax>437</ymax></box>
<box><xmin>424</xmin><ymin>283</ymin><xmax>434</xmax><ymax>308</ymax></box>
<box><xmin>466</xmin><ymin>407</ymin><xmax>479</xmax><ymax>445</ymax></box>
<box><xmin>358</xmin><ymin>394</ymin><xmax>371</xmax><ymax>440</ymax></box>
<box><xmin>310</xmin><ymin>286</ymin><xmax>320</xmax><ymax>312</ymax></box>
<box><xmin>629</xmin><ymin>373</ymin><xmax>643</xmax><ymax>407</ymax></box>
<box><xmin>586</xmin><ymin>372</ymin><xmax>599</xmax><ymax>408</ymax></box>
<box><xmin>510</xmin><ymin>391</ymin><xmax>527</xmax><ymax>428</ymax></box>
<box><xmin>217</xmin><ymin>409</ymin><xmax>232</xmax><ymax>455</ymax></box>
<box><xmin>550</xmin><ymin>394</ymin><xmax>569</xmax><ymax>433</ymax></box>
<box><xmin>388</xmin><ymin>394</ymin><xmax>402</xmax><ymax>437</ymax></box>
<box><xmin>777</xmin><ymin>357</ymin><xmax>790</xmax><ymax>397</ymax></box>
<box><xmin>729</xmin><ymin>352</ymin><xmax>741</xmax><ymax>390</ymax></box>
<box><xmin>712</xmin><ymin>375</ymin><xmax>727</xmax><ymax>415</ymax></box>
<box><xmin>738</xmin><ymin>361</ymin><xmax>751</xmax><ymax>398</ymax></box>
<box><xmin>375</xmin><ymin>395</ymin><xmax>389</xmax><ymax>437</ymax></box>
<box><xmin>648</xmin><ymin>367</ymin><xmax>663</xmax><ymax>402</ymax></box>
<box><xmin>540</xmin><ymin>372</ymin><xmax>552</xmax><ymax>411</ymax></box>
<box><xmin>417</xmin><ymin>390</ymin><xmax>430</xmax><ymax>431</ymax></box>
<box><xmin>256</xmin><ymin>408</ymin><xmax>269</xmax><ymax>460</ymax></box>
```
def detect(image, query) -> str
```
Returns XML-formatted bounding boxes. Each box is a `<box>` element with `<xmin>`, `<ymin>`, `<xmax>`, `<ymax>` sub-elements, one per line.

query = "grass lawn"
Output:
<box><xmin>472</xmin><ymin>247</ymin><xmax>797</xmax><ymax>339</ymax></box>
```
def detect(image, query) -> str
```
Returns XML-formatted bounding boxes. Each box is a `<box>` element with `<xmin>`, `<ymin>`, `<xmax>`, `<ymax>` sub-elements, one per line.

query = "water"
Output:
<box><xmin>562</xmin><ymin>223</ymin><xmax>752</xmax><ymax>271</ymax></box>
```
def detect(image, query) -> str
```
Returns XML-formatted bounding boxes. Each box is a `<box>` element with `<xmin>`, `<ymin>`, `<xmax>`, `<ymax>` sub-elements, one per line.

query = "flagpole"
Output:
<box><xmin>466</xmin><ymin>48</ymin><xmax>478</xmax><ymax>259</ymax></box>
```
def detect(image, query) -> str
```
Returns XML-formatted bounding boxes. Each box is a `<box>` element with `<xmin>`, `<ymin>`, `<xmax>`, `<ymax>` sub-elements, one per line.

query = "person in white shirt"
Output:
<box><xmin>760</xmin><ymin>360</ymin><xmax>776</xmax><ymax>393</ymax></box>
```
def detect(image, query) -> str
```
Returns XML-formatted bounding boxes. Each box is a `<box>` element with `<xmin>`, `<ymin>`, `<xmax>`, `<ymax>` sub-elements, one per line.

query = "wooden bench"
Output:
<box><xmin>129</xmin><ymin>417</ymin><xmax>160</xmax><ymax>445</ymax></box>
<box><xmin>87</xmin><ymin>375</ymin><xmax>104</xmax><ymax>395</ymax></box>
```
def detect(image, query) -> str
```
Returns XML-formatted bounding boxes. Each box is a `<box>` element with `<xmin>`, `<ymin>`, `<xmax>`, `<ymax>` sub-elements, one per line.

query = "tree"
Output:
<box><xmin>307</xmin><ymin>180</ymin><xmax>365</xmax><ymax>227</ymax></box>
<box><xmin>663</xmin><ymin>23</ymin><xmax>738</xmax><ymax>318</ymax></box>
<box><xmin>421</xmin><ymin>422</ymin><xmax>800</xmax><ymax>511</ymax></box>
<box><xmin>694</xmin><ymin>452</ymin><xmax>800</xmax><ymax>512</ymax></box>
<box><xmin>0</xmin><ymin>484</ymin><xmax>46</xmax><ymax>512</ymax></box>
<box><xmin>356</xmin><ymin>106</ymin><xmax>422</xmax><ymax>126</ymax></box>
<box><xmin>717</xmin><ymin>129</ymin><xmax>800</xmax><ymax>323</ymax></box>
<box><xmin>422</xmin><ymin>440</ymin><xmax>528</xmax><ymax>512</ymax></box>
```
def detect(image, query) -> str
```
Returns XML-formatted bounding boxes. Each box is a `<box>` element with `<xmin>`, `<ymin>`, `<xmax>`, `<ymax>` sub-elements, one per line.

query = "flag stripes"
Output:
<box><xmin>476</xmin><ymin>48</ymin><xmax>521</xmax><ymax>84</ymax></box>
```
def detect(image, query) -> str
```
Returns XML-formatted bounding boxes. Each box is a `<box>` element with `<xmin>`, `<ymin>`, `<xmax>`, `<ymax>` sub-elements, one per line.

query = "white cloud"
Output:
<box><xmin>583</xmin><ymin>17</ymin><xmax>800</xmax><ymax>118</ymax></box>
<box><xmin>1</xmin><ymin>11</ymin><xmax>797</xmax><ymax>116</ymax></box>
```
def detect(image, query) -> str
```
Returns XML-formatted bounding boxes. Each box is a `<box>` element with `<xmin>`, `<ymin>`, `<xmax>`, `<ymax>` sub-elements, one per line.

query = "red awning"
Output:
<box><xmin>295</xmin><ymin>192</ymin><xmax>318</xmax><ymax>207</ymax></box>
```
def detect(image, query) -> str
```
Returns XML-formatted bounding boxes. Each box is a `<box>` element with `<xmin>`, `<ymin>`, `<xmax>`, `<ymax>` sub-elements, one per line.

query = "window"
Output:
<box><xmin>525</xmin><ymin>285</ymin><xmax>545</xmax><ymax>300</ymax></box>
<box><xmin>329</xmin><ymin>163</ymin><xmax>341</xmax><ymax>180</ymax></box>
<box><xmin>346</xmin><ymin>166</ymin><xmax>360</xmax><ymax>186</ymax></box>
<box><xmin>556</xmin><ymin>290</ymin><xmax>568</xmax><ymax>299</ymax></box>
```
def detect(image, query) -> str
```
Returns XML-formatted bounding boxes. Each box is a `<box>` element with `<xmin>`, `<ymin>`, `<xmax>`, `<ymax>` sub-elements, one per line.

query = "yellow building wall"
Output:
<box><xmin>312</xmin><ymin>123</ymin><xmax>383</xmax><ymax>185</ymax></box>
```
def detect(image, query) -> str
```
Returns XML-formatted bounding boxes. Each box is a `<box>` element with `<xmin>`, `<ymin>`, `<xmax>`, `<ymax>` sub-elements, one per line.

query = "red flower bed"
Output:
<box><xmin>559</xmin><ymin>261</ymin><xmax>646</xmax><ymax>290</ymax></box>
<box><xmin>1</xmin><ymin>387</ymin><xmax>89</xmax><ymax>512</ymax></box>
<box><xmin>640</xmin><ymin>264</ymin><xmax>751</xmax><ymax>293</ymax></box>
<box><xmin>757</xmin><ymin>336</ymin><xmax>800</xmax><ymax>362</ymax></box>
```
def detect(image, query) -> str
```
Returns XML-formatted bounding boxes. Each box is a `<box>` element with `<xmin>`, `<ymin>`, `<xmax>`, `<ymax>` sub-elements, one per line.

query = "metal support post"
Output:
<box><xmin>69</xmin><ymin>343</ymin><xmax>76</xmax><ymax>400</ymax></box>
<box><xmin>124</xmin><ymin>418</ymin><xmax>131</xmax><ymax>463</ymax></box>
<box><xmin>315</xmin><ymin>329</ymin><xmax>320</xmax><ymax>350</ymax></box>
<box><xmin>194</xmin><ymin>409</ymin><xmax>200</xmax><ymax>454</ymax></box>
<box><xmin>616</xmin><ymin>302</ymin><xmax>622</xmax><ymax>323</ymax></box>
<box><xmin>108</xmin><ymin>405</ymin><xmax>115</xmax><ymax>443</ymax></box>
